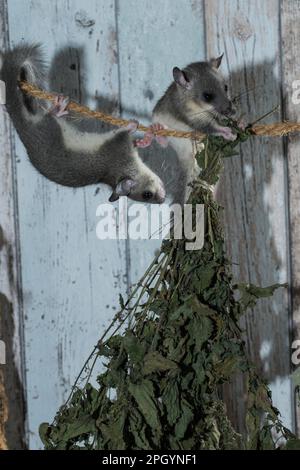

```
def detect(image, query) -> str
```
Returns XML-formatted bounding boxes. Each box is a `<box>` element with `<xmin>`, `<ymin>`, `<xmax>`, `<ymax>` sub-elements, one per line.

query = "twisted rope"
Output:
<box><xmin>19</xmin><ymin>80</ymin><xmax>300</xmax><ymax>138</ymax></box>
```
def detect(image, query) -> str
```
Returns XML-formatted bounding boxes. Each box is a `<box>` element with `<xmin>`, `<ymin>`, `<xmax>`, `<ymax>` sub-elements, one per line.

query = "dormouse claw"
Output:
<box><xmin>135</xmin><ymin>123</ymin><xmax>169</xmax><ymax>148</ymax></box>
<box><xmin>214</xmin><ymin>126</ymin><xmax>237</xmax><ymax>141</ymax></box>
<box><xmin>50</xmin><ymin>95</ymin><xmax>69</xmax><ymax>118</ymax></box>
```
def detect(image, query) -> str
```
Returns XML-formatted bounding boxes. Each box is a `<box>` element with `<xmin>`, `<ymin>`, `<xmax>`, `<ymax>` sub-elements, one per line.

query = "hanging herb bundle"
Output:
<box><xmin>39</xmin><ymin>123</ymin><xmax>299</xmax><ymax>450</ymax></box>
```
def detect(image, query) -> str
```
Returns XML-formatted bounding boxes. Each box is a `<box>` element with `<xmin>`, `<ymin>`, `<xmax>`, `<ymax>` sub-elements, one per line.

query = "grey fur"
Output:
<box><xmin>152</xmin><ymin>56</ymin><xmax>236</xmax><ymax>202</ymax></box>
<box><xmin>154</xmin><ymin>57</ymin><xmax>236</xmax><ymax>135</ymax></box>
<box><xmin>0</xmin><ymin>44</ymin><xmax>165</xmax><ymax>204</ymax></box>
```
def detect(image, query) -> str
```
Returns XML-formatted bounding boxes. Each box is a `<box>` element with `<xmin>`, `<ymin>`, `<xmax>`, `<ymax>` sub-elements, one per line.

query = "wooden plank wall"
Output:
<box><xmin>205</xmin><ymin>0</ymin><xmax>292</xmax><ymax>434</ymax></box>
<box><xmin>0</xmin><ymin>0</ymin><xmax>25</xmax><ymax>450</ymax></box>
<box><xmin>281</xmin><ymin>0</ymin><xmax>300</xmax><ymax>435</ymax></box>
<box><xmin>0</xmin><ymin>0</ymin><xmax>298</xmax><ymax>448</ymax></box>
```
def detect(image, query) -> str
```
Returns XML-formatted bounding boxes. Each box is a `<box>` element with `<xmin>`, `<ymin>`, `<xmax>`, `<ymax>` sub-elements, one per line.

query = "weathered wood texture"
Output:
<box><xmin>0</xmin><ymin>0</ymin><xmax>297</xmax><ymax>448</ymax></box>
<box><xmin>281</xmin><ymin>0</ymin><xmax>300</xmax><ymax>435</ymax></box>
<box><xmin>0</xmin><ymin>0</ymin><xmax>25</xmax><ymax>450</ymax></box>
<box><xmin>205</xmin><ymin>0</ymin><xmax>292</xmax><ymax>432</ymax></box>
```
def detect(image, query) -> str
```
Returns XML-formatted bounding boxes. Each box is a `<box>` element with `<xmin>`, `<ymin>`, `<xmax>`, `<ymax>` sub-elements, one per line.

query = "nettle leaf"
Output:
<box><xmin>192</xmin><ymin>353</ymin><xmax>206</xmax><ymax>384</ymax></box>
<box><xmin>162</xmin><ymin>380</ymin><xmax>181</xmax><ymax>426</ymax></box>
<box><xmin>39</xmin><ymin>422</ymin><xmax>52</xmax><ymax>447</ymax></box>
<box><xmin>195</xmin><ymin>264</ymin><xmax>216</xmax><ymax>292</ymax></box>
<box><xmin>187</xmin><ymin>315</ymin><xmax>213</xmax><ymax>352</ymax></box>
<box><xmin>143</xmin><ymin>351</ymin><xmax>178</xmax><ymax>375</ymax></box>
<box><xmin>169</xmin><ymin>336</ymin><xmax>189</xmax><ymax>362</ymax></box>
<box><xmin>99</xmin><ymin>407</ymin><xmax>127</xmax><ymax>450</ymax></box>
<box><xmin>285</xmin><ymin>438</ymin><xmax>300</xmax><ymax>450</ymax></box>
<box><xmin>181</xmin><ymin>371</ymin><xmax>194</xmax><ymax>391</ymax></box>
<box><xmin>149</xmin><ymin>299</ymin><xmax>167</xmax><ymax>315</ymax></box>
<box><xmin>85</xmin><ymin>383</ymin><xmax>102</xmax><ymax>413</ymax></box>
<box><xmin>258</xmin><ymin>425</ymin><xmax>276</xmax><ymax>450</ymax></box>
<box><xmin>213</xmin><ymin>356</ymin><xmax>240</xmax><ymax>381</ymax></box>
<box><xmin>128</xmin><ymin>380</ymin><xmax>161</xmax><ymax>436</ymax></box>
<box><xmin>123</xmin><ymin>332</ymin><xmax>145</xmax><ymax>364</ymax></box>
<box><xmin>128</xmin><ymin>407</ymin><xmax>152</xmax><ymax>450</ymax></box>
<box><xmin>169</xmin><ymin>300</ymin><xmax>193</xmax><ymax>322</ymax></box>
<box><xmin>255</xmin><ymin>384</ymin><xmax>278</xmax><ymax>420</ymax></box>
<box><xmin>174</xmin><ymin>399</ymin><xmax>194</xmax><ymax>440</ymax></box>
<box><xmin>236</xmin><ymin>283</ymin><xmax>287</xmax><ymax>310</ymax></box>
<box><xmin>55</xmin><ymin>414</ymin><xmax>96</xmax><ymax>443</ymax></box>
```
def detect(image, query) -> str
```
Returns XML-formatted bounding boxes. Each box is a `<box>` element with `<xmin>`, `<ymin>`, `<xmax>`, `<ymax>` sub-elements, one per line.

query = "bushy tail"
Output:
<box><xmin>0</xmin><ymin>44</ymin><xmax>47</xmax><ymax>119</ymax></box>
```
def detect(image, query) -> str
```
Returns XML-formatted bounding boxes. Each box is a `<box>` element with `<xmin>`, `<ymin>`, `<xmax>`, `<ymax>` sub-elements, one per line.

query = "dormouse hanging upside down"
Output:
<box><xmin>0</xmin><ymin>45</ymin><xmax>166</xmax><ymax>204</ymax></box>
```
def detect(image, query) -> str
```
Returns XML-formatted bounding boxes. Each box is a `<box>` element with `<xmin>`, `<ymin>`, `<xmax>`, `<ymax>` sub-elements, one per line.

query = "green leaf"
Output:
<box><xmin>39</xmin><ymin>422</ymin><xmax>51</xmax><ymax>447</ymax></box>
<box><xmin>98</xmin><ymin>407</ymin><xmax>127</xmax><ymax>450</ymax></box>
<box><xmin>285</xmin><ymin>438</ymin><xmax>300</xmax><ymax>450</ymax></box>
<box><xmin>162</xmin><ymin>380</ymin><xmax>181</xmax><ymax>426</ymax></box>
<box><xmin>237</xmin><ymin>283</ymin><xmax>287</xmax><ymax>310</ymax></box>
<box><xmin>143</xmin><ymin>351</ymin><xmax>178</xmax><ymax>375</ymax></box>
<box><xmin>128</xmin><ymin>408</ymin><xmax>152</xmax><ymax>450</ymax></box>
<box><xmin>61</xmin><ymin>415</ymin><xmax>96</xmax><ymax>440</ymax></box>
<box><xmin>174</xmin><ymin>399</ymin><xmax>194</xmax><ymax>440</ymax></box>
<box><xmin>186</xmin><ymin>315</ymin><xmax>213</xmax><ymax>352</ymax></box>
<box><xmin>128</xmin><ymin>380</ymin><xmax>161</xmax><ymax>436</ymax></box>
<box><xmin>123</xmin><ymin>333</ymin><xmax>145</xmax><ymax>364</ymax></box>
<box><xmin>196</xmin><ymin>264</ymin><xmax>216</xmax><ymax>291</ymax></box>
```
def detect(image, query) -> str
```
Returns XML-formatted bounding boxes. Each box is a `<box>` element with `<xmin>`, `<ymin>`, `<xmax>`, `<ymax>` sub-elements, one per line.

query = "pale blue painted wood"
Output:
<box><xmin>7</xmin><ymin>0</ymin><xmax>127</xmax><ymax>449</ymax></box>
<box><xmin>117</xmin><ymin>0</ymin><xmax>206</xmax><ymax>282</ymax></box>
<box><xmin>205</xmin><ymin>0</ymin><xmax>292</xmax><ymax>430</ymax></box>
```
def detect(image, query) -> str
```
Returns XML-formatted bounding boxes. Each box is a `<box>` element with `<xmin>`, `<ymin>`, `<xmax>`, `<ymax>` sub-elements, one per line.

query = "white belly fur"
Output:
<box><xmin>57</xmin><ymin>119</ymin><xmax>120</xmax><ymax>154</ymax></box>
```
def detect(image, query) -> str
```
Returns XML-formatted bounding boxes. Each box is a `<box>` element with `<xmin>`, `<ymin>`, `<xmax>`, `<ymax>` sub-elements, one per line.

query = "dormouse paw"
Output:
<box><xmin>135</xmin><ymin>131</ymin><xmax>154</xmax><ymax>148</ymax></box>
<box><xmin>215</xmin><ymin>126</ymin><xmax>237</xmax><ymax>141</ymax></box>
<box><xmin>135</xmin><ymin>123</ymin><xmax>169</xmax><ymax>148</ymax></box>
<box><xmin>50</xmin><ymin>95</ymin><xmax>69</xmax><ymax>118</ymax></box>
<box><xmin>237</xmin><ymin>118</ymin><xmax>247</xmax><ymax>131</ymax></box>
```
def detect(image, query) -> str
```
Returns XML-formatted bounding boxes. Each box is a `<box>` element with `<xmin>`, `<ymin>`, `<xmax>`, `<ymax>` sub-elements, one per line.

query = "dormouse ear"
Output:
<box><xmin>109</xmin><ymin>179</ymin><xmax>136</xmax><ymax>202</ymax></box>
<box><xmin>173</xmin><ymin>67</ymin><xmax>193</xmax><ymax>90</ymax></box>
<box><xmin>210</xmin><ymin>53</ymin><xmax>224</xmax><ymax>70</ymax></box>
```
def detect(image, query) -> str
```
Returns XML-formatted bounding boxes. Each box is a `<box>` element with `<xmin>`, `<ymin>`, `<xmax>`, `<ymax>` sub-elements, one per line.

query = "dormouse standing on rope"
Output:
<box><xmin>152</xmin><ymin>54</ymin><xmax>239</xmax><ymax>200</ymax></box>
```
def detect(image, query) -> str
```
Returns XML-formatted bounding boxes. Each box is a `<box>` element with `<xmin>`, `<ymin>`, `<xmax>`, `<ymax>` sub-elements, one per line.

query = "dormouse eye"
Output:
<box><xmin>143</xmin><ymin>191</ymin><xmax>153</xmax><ymax>200</ymax></box>
<box><xmin>202</xmin><ymin>92</ymin><xmax>214</xmax><ymax>102</ymax></box>
<box><xmin>224</xmin><ymin>84</ymin><xmax>228</xmax><ymax>92</ymax></box>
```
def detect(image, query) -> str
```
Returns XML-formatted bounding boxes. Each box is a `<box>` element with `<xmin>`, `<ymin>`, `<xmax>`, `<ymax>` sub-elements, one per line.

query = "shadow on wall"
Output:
<box><xmin>48</xmin><ymin>48</ymin><xmax>291</xmax><ymax>433</ymax></box>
